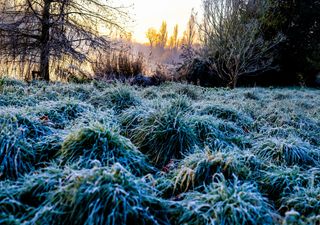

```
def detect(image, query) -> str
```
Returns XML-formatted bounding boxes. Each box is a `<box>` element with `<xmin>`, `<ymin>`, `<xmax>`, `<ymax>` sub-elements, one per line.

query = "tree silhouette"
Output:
<box><xmin>0</xmin><ymin>0</ymin><xmax>127</xmax><ymax>81</ymax></box>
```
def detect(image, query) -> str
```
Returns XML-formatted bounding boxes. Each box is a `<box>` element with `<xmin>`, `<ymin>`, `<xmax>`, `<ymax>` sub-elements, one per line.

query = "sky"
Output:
<box><xmin>120</xmin><ymin>0</ymin><xmax>202</xmax><ymax>43</ymax></box>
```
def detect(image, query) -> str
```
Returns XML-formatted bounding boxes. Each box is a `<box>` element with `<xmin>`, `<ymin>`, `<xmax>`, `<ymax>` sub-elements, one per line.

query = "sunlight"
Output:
<box><xmin>121</xmin><ymin>0</ymin><xmax>202</xmax><ymax>43</ymax></box>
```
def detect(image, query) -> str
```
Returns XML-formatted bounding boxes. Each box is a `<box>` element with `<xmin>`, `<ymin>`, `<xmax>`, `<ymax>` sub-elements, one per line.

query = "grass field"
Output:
<box><xmin>0</xmin><ymin>78</ymin><xmax>319</xmax><ymax>224</ymax></box>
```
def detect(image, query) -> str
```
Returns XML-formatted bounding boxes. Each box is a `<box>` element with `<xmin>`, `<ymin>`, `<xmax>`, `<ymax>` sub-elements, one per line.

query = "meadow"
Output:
<box><xmin>0</xmin><ymin>77</ymin><xmax>319</xmax><ymax>224</ymax></box>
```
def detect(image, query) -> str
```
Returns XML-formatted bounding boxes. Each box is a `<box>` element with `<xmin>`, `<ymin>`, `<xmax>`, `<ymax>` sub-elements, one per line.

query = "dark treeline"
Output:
<box><xmin>178</xmin><ymin>0</ymin><xmax>320</xmax><ymax>88</ymax></box>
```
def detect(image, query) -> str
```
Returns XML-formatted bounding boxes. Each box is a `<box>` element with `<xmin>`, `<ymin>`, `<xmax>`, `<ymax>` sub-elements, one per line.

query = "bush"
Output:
<box><xmin>179</xmin><ymin>174</ymin><xmax>278</xmax><ymax>225</ymax></box>
<box><xmin>60</xmin><ymin>124</ymin><xmax>153</xmax><ymax>175</ymax></box>
<box><xmin>177</xmin><ymin>47</ymin><xmax>223</xmax><ymax>87</ymax></box>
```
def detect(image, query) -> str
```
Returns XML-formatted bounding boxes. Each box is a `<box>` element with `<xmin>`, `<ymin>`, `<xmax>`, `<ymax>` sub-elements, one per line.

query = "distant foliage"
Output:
<box><xmin>93</xmin><ymin>50</ymin><xmax>146</xmax><ymax>81</ymax></box>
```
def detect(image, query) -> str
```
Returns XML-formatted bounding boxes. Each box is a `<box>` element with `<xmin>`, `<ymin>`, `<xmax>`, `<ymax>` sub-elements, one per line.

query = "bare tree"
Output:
<box><xmin>201</xmin><ymin>0</ymin><xmax>283</xmax><ymax>88</ymax></box>
<box><xmin>0</xmin><ymin>0</ymin><xmax>128</xmax><ymax>81</ymax></box>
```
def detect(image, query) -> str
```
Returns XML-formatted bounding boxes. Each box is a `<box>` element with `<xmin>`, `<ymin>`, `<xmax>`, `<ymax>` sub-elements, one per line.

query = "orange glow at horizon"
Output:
<box><xmin>120</xmin><ymin>0</ymin><xmax>202</xmax><ymax>43</ymax></box>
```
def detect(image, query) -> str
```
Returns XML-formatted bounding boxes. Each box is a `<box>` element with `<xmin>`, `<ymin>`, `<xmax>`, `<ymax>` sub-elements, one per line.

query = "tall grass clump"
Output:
<box><xmin>169</xmin><ymin>148</ymin><xmax>252</xmax><ymax>195</ymax></box>
<box><xmin>179</xmin><ymin>174</ymin><xmax>278</xmax><ymax>225</ymax></box>
<box><xmin>60</xmin><ymin>123</ymin><xmax>153</xmax><ymax>175</ymax></box>
<box><xmin>0</xmin><ymin>166</ymin><xmax>65</xmax><ymax>221</ymax></box>
<box><xmin>188</xmin><ymin>115</ymin><xmax>225</xmax><ymax>145</ymax></box>
<box><xmin>126</xmin><ymin>98</ymin><xmax>198</xmax><ymax>167</ymax></box>
<box><xmin>0</xmin><ymin>114</ymin><xmax>52</xmax><ymax>179</ymax></box>
<box><xmin>253</xmin><ymin>137</ymin><xmax>317</xmax><ymax>166</ymax></box>
<box><xmin>33</xmin><ymin>101</ymin><xmax>92</xmax><ymax>129</ymax></box>
<box><xmin>35</xmin><ymin>164</ymin><xmax>174</xmax><ymax>225</ymax></box>
<box><xmin>280</xmin><ymin>185</ymin><xmax>320</xmax><ymax>216</ymax></box>
<box><xmin>0</xmin><ymin>133</ymin><xmax>34</xmax><ymax>180</ymax></box>
<box><xmin>89</xmin><ymin>85</ymin><xmax>141</xmax><ymax>112</ymax></box>
<box><xmin>257</xmin><ymin>166</ymin><xmax>320</xmax><ymax>201</ymax></box>
<box><xmin>198</xmin><ymin>104</ymin><xmax>254</xmax><ymax>129</ymax></box>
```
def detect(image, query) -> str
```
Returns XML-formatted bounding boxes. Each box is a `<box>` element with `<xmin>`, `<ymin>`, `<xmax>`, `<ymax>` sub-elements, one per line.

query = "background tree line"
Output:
<box><xmin>179</xmin><ymin>0</ymin><xmax>320</xmax><ymax>88</ymax></box>
<box><xmin>0</xmin><ymin>0</ymin><xmax>318</xmax><ymax>87</ymax></box>
<box><xmin>0</xmin><ymin>0</ymin><xmax>127</xmax><ymax>81</ymax></box>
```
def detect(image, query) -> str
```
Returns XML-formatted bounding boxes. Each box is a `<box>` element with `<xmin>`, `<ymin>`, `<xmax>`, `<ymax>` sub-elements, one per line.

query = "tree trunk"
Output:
<box><xmin>39</xmin><ymin>0</ymin><xmax>51</xmax><ymax>81</ymax></box>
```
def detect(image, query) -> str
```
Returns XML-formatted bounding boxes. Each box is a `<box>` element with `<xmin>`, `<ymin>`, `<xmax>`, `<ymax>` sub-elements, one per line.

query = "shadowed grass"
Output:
<box><xmin>33</xmin><ymin>101</ymin><xmax>93</xmax><ymax>129</ymax></box>
<box><xmin>281</xmin><ymin>185</ymin><xmax>320</xmax><ymax>216</ymax></box>
<box><xmin>257</xmin><ymin>166</ymin><xmax>320</xmax><ymax>202</ymax></box>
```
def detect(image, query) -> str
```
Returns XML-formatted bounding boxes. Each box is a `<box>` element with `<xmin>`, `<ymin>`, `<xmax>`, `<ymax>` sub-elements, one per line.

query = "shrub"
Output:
<box><xmin>60</xmin><ymin>124</ymin><xmax>153</xmax><ymax>175</ymax></box>
<box><xmin>93</xmin><ymin>50</ymin><xmax>145</xmax><ymax>81</ymax></box>
<box><xmin>176</xmin><ymin>46</ymin><xmax>223</xmax><ymax>87</ymax></box>
<box><xmin>179</xmin><ymin>174</ymin><xmax>277</xmax><ymax>225</ymax></box>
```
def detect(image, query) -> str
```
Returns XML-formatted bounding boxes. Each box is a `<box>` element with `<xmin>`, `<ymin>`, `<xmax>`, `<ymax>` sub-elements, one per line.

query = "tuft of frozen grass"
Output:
<box><xmin>179</xmin><ymin>174</ymin><xmax>278</xmax><ymax>225</ymax></box>
<box><xmin>89</xmin><ymin>85</ymin><xmax>141</xmax><ymax>112</ymax></box>
<box><xmin>175</xmin><ymin>84</ymin><xmax>202</xmax><ymax>100</ymax></box>
<box><xmin>32</xmin><ymin>100</ymin><xmax>93</xmax><ymax>129</ymax></box>
<box><xmin>281</xmin><ymin>185</ymin><xmax>320</xmax><ymax>216</ymax></box>
<box><xmin>169</xmin><ymin>148</ymin><xmax>252</xmax><ymax>194</ymax></box>
<box><xmin>197</xmin><ymin>104</ymin><xmax>254</xmax><ymax>129</ymax></box>
<box><xmin>0</xmin><ymin>133</ymin><xmax>35</xmax><ymax>180</ymax></box>
<box><xmin>60</xmin><ymin>123</ymin><xmax>153</xmax><ymax>175</ymax></box>
<box><xmin>35</xmin><ymin>164</ymin><xmax>174</xmax><ymax>225</ymax></box>
<box><xmin>257</xmin><ymin>166</ymin><xmax>320</xmax><ymax>201</ymax></box>
<box><xmin>124</xmin><ymin>98</ymin><xmax>198</xmax><ymax>167</ymax></box>
<box><xmin>0</xmin><ymin>165</ymin><xmax>66</xmax><ymax>224</ymax></box>
<box><xmin>253</xmin><ymin>137</ymin><xmax>317</xmax><ymax>166</ymax></box>
<box><xmin>0</xmin><ymin>114</ymin><xmax>53</xmax><ymax>179</ymax></box>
